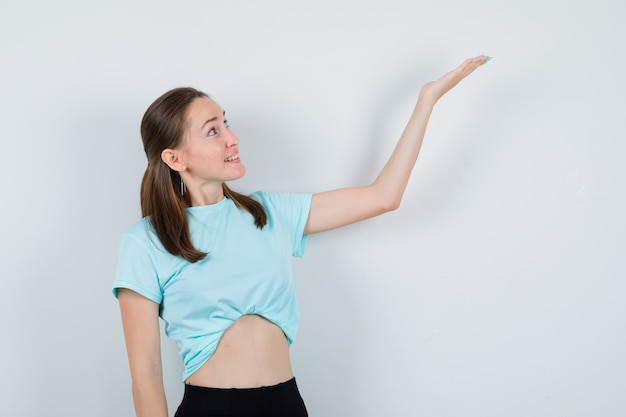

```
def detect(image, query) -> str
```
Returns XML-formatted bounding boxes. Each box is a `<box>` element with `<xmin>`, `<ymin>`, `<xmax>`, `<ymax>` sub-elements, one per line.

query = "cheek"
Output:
<box><xmin>193</xmin><ymin>143</ymin><xmax>219</xmax><ymax>160</ymax></box>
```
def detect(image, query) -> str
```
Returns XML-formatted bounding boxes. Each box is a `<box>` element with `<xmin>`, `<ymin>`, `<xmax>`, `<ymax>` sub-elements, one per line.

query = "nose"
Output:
<box><xmin>225</xmin><ymin>127</ymin><xmax>239</xmax><ymax>148</ymax></box>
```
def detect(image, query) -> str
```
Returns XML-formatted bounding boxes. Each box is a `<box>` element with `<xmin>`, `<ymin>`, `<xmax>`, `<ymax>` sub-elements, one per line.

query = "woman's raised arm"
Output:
<box><xmin>118</xmin><ymin>289</ymin><xmax>169</xmax><ymax>417</ymax></box>
<box><xmin>304</xmin><ymin>55</ymin><xmax>491</xmax><ymax>235</ymax></box>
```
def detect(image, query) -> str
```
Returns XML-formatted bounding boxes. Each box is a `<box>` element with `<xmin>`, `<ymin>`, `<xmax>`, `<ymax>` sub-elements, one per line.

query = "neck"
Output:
<box><xmin>187</xmin><ymin>183</ymin><xmax>225</xmax><ymax>207</ymax></box>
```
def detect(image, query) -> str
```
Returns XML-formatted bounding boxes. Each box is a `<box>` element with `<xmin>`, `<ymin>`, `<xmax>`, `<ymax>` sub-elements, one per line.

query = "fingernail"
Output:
<box><xmin>482</xmin><ymin>56</ymin><xmax>493</xmax><ymax>64</ymax></box>
<box><xmin>472</xmin><ymin>57</ymin><xmax>480</xmax><ymax>63</ymax></box>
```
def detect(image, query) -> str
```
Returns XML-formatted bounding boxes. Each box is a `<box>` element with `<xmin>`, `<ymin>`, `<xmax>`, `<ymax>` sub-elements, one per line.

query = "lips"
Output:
<box><xmin>224</xmin><ymin>153</ymin><xmax>239</xmax><ymax>162</ymax></box>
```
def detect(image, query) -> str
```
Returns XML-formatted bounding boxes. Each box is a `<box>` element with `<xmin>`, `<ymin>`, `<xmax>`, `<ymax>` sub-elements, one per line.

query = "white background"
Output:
<box><xmin>1</xmin><ymin>1</ymin><xmax>625</xmax><ymax>416</ymax></box>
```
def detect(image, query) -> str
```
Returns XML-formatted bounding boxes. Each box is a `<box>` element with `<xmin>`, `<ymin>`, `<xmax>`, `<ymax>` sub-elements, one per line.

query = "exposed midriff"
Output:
<box><xmin>185</xmin><ymin>314</ymin><xmax>294</xmax><ymax>389</ymax></box>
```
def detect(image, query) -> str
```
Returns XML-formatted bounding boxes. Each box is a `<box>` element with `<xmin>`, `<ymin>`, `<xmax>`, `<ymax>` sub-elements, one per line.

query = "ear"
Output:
<box><xmin>161</xmin><ymin>148</ymin><xmax>185</xmax><ymax>172</ymax></box>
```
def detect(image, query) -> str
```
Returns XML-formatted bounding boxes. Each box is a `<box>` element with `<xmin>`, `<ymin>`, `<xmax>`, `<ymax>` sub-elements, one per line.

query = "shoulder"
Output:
<box><xmin>249</xmin><ymin>191</ymin><xmax>312</xmax><ymax>211</ymax></box>
<box><xmin>249</xmin><ymin>191</ymin><xmax>312</xmax><ymax>233</ymax></box>
<box><xmin>118</xmin><ymin>216</ymin><xmax>162</xmax><ymax>251</ymax></box>
<box><xmin>249</xmin><ymin>190</ymin><xmax>270</xmax><ymax>203</ymax></box>
<box><xmin>120</xmin><ymin>216</ymin><xmax>154</xmax><ymax>239</ymax></box>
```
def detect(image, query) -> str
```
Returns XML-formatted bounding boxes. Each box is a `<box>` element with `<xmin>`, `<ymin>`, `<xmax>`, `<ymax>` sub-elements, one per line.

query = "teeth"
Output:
<box><xmin>224</xmin><ymin>153</ymin><xmax>239</xmax><ymax>162</ymax></box>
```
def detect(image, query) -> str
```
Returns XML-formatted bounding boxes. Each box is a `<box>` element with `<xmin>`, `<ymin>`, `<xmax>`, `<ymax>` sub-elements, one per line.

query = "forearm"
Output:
<box><xmin>371</xmin><ymin>94</ymin><xmax>436</xmax><ymax>209</ymax></box>
<box><xmin>304</xmin><ymin>97</ymin><xmax>435</xmax><ymax>234</ymax></box>
<box><xmin>372</xmin><ymin>56</ymin><xmax>491</xmax><ymax>208</ymax></box>
<box><xmin>131</xmin><ymin>375</ymin><xmax>168</xmax><ymax>417</ymax></box>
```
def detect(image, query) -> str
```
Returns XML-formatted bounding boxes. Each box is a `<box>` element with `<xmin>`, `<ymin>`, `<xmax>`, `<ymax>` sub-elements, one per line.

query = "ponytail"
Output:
<box><xmin>140</xmin><ymin>160</ymin><xmax>206</xmax><ymax>262</ymax></box>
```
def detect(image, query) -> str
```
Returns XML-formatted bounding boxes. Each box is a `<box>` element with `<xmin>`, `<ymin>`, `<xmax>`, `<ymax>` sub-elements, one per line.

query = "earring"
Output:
<box><xmin>180</xmin><ymin>176</ymin><xmax>186</xmax><ymax>196</ymax></box>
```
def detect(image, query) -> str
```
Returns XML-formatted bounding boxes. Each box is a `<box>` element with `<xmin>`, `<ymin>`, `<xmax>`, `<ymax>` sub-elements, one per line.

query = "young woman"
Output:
<box><xmin>113</xmin><ymin>55</ymin><xmax>491</xmax><ymax>417</ymax></box>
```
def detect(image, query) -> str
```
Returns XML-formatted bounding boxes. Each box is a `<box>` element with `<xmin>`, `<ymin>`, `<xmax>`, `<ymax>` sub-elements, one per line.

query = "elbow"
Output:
<box><xmin>367</xmin><ymin>183</ymin><xmax>402</xmax><ymax>215</ymax></box>
<box><xmin>388</xmin><ymin>199</ymin><xmax>402</xmax><ymax>212</ymax></box>
<box><xmin>379</xmin><ymin>196</ymin><xmax>402</xmax><ymax>213</ymax></box>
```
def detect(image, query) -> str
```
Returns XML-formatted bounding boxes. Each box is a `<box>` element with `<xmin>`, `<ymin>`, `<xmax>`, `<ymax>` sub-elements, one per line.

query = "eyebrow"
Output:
<box><xmin>201</xmin><ymin>110</ymin><xmax>226</xmax><ymax>130</ymax></box>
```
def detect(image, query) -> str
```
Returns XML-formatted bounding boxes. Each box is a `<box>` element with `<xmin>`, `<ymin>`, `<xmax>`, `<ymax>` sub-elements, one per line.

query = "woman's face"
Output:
<box><xmin>178</xmin><ymin>97</ymin><xmax>245</xmax><ymax>197</ymax></box>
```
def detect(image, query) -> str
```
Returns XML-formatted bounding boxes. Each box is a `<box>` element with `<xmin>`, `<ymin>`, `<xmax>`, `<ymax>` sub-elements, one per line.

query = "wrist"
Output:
<box><xmin>414</xmin><ymin>95</ymin><xmax>436</xmax><ymax>116</ymax></box>
<box><xmin>416</xmin><ymin>89</ymin><xmax>438</xmax><ymax>108</ymax></box>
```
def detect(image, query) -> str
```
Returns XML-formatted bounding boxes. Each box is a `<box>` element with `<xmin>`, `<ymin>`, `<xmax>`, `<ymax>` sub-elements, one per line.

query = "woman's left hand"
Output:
<box><xmin>419</xmin><ymin>55</ymin><xmax>492</xmax><ymax>106</ymax></box>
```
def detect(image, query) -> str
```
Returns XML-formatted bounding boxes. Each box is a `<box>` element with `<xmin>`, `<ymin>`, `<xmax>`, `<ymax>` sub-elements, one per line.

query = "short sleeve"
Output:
<box><xmin>285</xmin><ymin>193</ymin><xmax>312</xmax><ymax>257</ymax></box>
<box><xmin>253</xmin><ymin>192</ymin><xmax>312</xmax><ymax>257</ymax></box>
<box><xmin>112</xmin><ymin>231</ymin><xmax>163</xmax><ymax>304</ymax></box>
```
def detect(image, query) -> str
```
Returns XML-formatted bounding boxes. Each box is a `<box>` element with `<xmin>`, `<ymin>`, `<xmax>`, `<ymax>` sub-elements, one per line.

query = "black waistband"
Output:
<box><xmin>177</xmin><ymin>377</ymin><xmax>304</xmax><ymax>415</ymax></box>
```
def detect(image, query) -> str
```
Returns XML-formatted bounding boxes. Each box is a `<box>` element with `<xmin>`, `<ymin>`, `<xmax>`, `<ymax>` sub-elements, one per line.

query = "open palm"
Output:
<box><xmin>420</xmin><ymin>55</ymin><xmax>491</xmax><ymax>105</ymax></box>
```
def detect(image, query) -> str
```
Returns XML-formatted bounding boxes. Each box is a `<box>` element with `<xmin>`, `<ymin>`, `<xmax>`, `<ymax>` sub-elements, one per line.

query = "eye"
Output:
<box><xmin>208</xmin><ymin>128</ymin><xmax>217</xmax><ymax>136</ymax></box>
<box><xmin>224</xmin><ymin>119</ymin><xmax>230</xmax><ymax>128</ymax></box>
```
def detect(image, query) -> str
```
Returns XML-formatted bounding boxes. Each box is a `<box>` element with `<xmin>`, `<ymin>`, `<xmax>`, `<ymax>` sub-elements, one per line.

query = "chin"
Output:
<box><xmin>230</xmin><ymin>165</ymin><xmax>246</xmax><ymax>180</ymax></box>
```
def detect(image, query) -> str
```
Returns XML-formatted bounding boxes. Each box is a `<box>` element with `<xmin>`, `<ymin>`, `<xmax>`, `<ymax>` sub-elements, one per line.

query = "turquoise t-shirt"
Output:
<box><xmin>112</xmin><ymin>191</ymin><xmax>312</xmax><ymax>382</ymax></box>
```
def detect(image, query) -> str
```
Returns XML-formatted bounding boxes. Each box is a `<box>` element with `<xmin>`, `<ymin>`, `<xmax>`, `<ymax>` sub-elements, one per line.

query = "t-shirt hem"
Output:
<box><xmin>112</xmin><ymin>281</ymin><xmax>162</xmax><ymax>304</ymax></box>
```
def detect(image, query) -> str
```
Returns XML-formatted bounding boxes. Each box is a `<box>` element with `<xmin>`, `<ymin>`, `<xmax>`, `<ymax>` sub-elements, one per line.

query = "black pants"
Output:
<box><xmin>174</xmin><ymin>377</ymin><xmax>308</xmax><ymax>417</ymax></box>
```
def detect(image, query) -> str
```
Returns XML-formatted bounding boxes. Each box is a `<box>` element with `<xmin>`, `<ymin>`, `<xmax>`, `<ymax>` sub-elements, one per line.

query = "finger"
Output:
<box><xmin>449</xmin><ymin>58</ymin><xmax>480</xmax><ymax>80</ymax></box>
<box><xmin>469</xmin><ymin>55</ymin><xmax>492</xmax><ymax>68</ymax></box>
<box><xmin>457</xmin><ymin>55</ymin><xmax>492</xmax><ymax>78</ymax></box>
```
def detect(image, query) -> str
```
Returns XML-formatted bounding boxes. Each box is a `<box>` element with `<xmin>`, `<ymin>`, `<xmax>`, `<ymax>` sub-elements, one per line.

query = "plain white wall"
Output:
<box><xmin>1</xmin><ymin>0</ymin><xmax>624</xmax><ymax>416</ymax></box>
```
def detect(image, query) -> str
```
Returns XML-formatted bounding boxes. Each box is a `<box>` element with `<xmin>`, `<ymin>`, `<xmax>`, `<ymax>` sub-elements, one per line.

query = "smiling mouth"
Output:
<box><xmin>224</xmin><ymin>153</ymin><xmax>239</xmax><ymax>162</ymax></box>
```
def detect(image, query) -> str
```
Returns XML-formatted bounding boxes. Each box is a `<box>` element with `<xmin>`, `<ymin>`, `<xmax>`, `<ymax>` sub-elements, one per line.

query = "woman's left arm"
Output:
<box><xmin>304</xmin><ymin>55</ymin><xmax>491</xmax><ymax>235</ymax></box>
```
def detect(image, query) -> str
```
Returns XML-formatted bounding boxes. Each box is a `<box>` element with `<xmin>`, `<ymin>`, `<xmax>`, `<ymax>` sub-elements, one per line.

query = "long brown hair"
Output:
<box><xmin>139</xmin><ymin>87</ymin><xmax>267</xmax><ymax>262</ymax></box>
